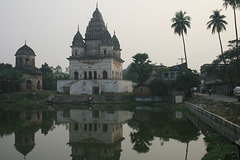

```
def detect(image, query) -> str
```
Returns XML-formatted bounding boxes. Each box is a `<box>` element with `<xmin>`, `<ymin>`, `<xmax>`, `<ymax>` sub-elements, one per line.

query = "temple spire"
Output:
<box><xmin>77</xmin><ymin>25</ymin><xmax>79</xmax><ymax>31</ymax></box>
<box><xmin>96</xmin><ymin>2</ymin><xmax>98</xmax><ymax>9</ymax></box>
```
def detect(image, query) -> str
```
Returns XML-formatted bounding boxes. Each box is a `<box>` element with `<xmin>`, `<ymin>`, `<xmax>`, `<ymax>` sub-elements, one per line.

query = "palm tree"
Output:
<box><xmin>171</xmin><ymin>10</ymin><xmax>191</xmax><ymax>68</ymax></box>
<box><xmin>223</xmin><ymin>0</ymin><xmax>240</xmax><ymax>48</ymax></box>
<box><xmin>207</xmin><ymin>9</ymin><xmax>228</xmax><ymax>64</ymax></box>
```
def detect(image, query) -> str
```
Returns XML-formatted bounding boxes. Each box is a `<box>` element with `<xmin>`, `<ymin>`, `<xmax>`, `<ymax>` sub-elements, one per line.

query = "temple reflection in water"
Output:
<box><xmin>57</xmin><ymin>109</ymin><xmax>133</xmax><ymax>160</ymax></box>
<box><xmin>14</xmin><ymin>111</ymin><xmax>42</xmax><ymax>158</ymax></box>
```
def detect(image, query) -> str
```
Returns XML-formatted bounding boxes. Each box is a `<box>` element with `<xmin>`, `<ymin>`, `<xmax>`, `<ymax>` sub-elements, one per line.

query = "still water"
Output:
<box><xmin>0</xmin><ymin>106</ymin><xmax>207</xmax><ymax>160</ymax></box>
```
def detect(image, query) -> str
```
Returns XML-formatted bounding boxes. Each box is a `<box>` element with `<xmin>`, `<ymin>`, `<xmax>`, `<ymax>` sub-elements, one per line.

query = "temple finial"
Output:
<box><xmin>114</xmin><ymin>30</ymin><xmax>116</xmax><ymax>35</ymax></box>
<box><xmin>25</xmin><ymin>40</ymin><xmax>26</xmax><ymax>45</ymax></box>
<box><xmin>77</xmin><ymin>24</ymin><xmax>79</xmax><ymax>31</ymax></box>
<box><xmin>96</xmin><ymin>2</ymin><xmax>98</xmax><ymax>9</ymax></box>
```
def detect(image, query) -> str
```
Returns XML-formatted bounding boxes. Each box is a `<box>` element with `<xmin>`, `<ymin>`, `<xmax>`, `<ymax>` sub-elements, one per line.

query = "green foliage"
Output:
<box><xmin>207</xmin><ymin>9</ymin><xmax>227</xmax><ymax>34</ymax></box>
<box><xmin>0</xmin><ymin>63</ymin><xmax>23</xmax><ymax>92</ymax></box>
<box><xmin>130</xmin><ymin>53</ymin><xmax>153</xmax><ymax>83</ymax></box>
<box><xmin>208</xmin><ymin>46</ymin><xmax>240</xmax><ymax>82</ymax></box>
<box><xmin>123</xmin><ymin>65</ymin><xmax>139</xmax><ymax>82</ymax></box>
<box><xmin>171</xmin><ymin>10</ymin><xmax>191</xmax><ymax>36</ymax></box>
<box><xmin>202</xmin><ymin>134</ymin><xmax>237</xmax><ymax>160</ymax></box>
<box><xmin>173</xmin><ymin>69</ymin><xmax>200</xmax><ymax>91</ymax></box>
<box><xmin>148</xmin><ymin>78</ymin><xmax>169</xmax><ymax>96</ymax></box>
<box><xmin>40</xmin><ymin>63</ymin><xmax>69</xmax><ymax>90</ymax></box>
<box><xmin>40</xmin><ymin>63</ymin><xmax>56</xmax><ymax>90</ymax></box>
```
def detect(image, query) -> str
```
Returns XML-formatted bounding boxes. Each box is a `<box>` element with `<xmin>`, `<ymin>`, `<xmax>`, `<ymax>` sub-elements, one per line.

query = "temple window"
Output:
<box><xmin>74</xmin><ymin>71</ymin><xmax>79</xmax><ymax>80</ymax></box>
<box><xmin>103</xmin><ymin>124</ymin><xmax>108</xmax><ymax>132</ymax></box>
<box><xmin>89</xmin><ymin>71</ymin><xmax>92</xmax><ymax>79</ymax></box>
<box><xmin>94</xmin><ymin>71</ymin><xmax>97</xmax><ymax>79</ymax></box>
<box><xmin>25</xmin><ymin>58</ymin><xmax>29</xmax><ymax>65</ymax></box>
<box><xmin>84</xmin><ymin>71</ymin><xmax>87</xmax><ymax>79</ymax></box>
<box><xmin>103</xmin><ymin>71</ymin><xmax>107</xmax><ymax>79</ymax></box>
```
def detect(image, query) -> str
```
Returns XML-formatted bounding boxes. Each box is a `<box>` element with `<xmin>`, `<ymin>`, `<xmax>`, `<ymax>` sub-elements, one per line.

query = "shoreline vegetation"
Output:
<box><xmin>0</xmin><ymin>91</ymin><xmax>238</xmax><ymax>159</ymax></box>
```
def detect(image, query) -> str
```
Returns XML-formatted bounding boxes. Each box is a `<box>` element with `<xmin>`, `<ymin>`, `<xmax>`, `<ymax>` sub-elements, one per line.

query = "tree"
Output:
<box><xmin>40</xmin><ymin>63</ymin><xmax>56</xmax><ymax>90</ymax></box>
<box><xmin>173</xmin><ymin>69</ymin><xmax>200</xmax><ymax>97</ymax></box>
<box><xmin>123</xmin><ymin>65</ymin><xmax>139</xmax><ymax>83</ymax></box>
<box><xmin>148</xmin><ymin>67</ymin><xmax>172</xmax><ymax>96</ymax></box>
<box><xmin>212</xmin><ymin>47</ymin><xmax>240</xmax><ymax>81</ymax></box>
<box><xmin>223</xmin><ymin>0</ymin><xmax>240</xmax><ymax>48</ymax></box>
<box><xmin>171</xmin><ymin>10</ymin><xmax>191</xmax><ymax>68</ymax></box>
<box><xmin>148</xmin><ymin>78</ymin><xmax>169</xmax><ymax>96</ymax></box>
<box><xmin>207</xmin><ymin>9</ymin><xmax>228</xmax><ymax>64</ymax></box>
<box><xmin>131</xmin><ymin>53</ymin><xmax>153</xmax><ymax>83</ymax></box>
<box><xmin>0</xmin><ymin>63</ymin><xmax>23</xmax><ymax>92</ymax></box>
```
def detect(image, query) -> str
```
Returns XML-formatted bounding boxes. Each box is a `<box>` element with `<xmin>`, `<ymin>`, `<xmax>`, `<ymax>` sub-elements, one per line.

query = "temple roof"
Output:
<box><xmin>101</xmin><ymin>29</ymin><xmax>112</xmax><ymax>45</ymax></box>
<box><xmin>112</xmin><ymin>33</ymin><xmax>121</xmax><ymax>50</ymax></box>
<box><xmin>15</xmin><ymin>44</ymin><xmax>35</xmax><ymax>56</ymax></box>
<box><xmin>72</xmin><ymin>30</ymin><xmax>84</xmax><ymax>47</ymax></box>
<box><xmin>85</xmin><ymin>7</ymin><xmax>106</xmax><ymax>40</ymax></box>
<box><xmin>15</xmin><ymin>67</ymin><xmax>42</xmax><ymax>75</ymax></box>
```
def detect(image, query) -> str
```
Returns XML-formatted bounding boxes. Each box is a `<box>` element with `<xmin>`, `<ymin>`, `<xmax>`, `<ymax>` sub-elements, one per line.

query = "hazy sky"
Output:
<box><xmin>0</xmin><ymin>0</ymin><xmax>239</xmax><ymax>72</ymax></box>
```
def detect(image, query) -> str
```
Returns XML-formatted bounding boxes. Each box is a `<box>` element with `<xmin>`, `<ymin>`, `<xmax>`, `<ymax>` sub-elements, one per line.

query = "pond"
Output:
<box><xmin>0</xmin><ymin>106</ymin><xmax>207</xmax><ymax>160</ymax></box>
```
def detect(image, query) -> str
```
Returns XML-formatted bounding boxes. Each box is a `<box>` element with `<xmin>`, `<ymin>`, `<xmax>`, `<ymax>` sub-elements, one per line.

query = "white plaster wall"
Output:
<box><xmin>70</xmin><ymin>80</ymin><xmax>94</xmax><ymax>95</ymax></box>
<box><xmin>117</xmin><ymin>80</ymin><xmax>132</xmax><ymax>93</ymax></box>
<box><xmin>69</xmin><ymin>59</ymin><xmax>112</xmax><ymax>79</ymax></box>
<box><xmin>57</xmin><ymin>79</ymin><xmax>132</xmax><ymax>94</ymax></box>
<box><xmin>100</xmin><ymin>80</ymin><xmax>118</xmax><ymax>92</ymax></box>
<box><xmin>57</xmin><ymin>80</ymin><xmax>75</xmax><ymax>92</ymax></box>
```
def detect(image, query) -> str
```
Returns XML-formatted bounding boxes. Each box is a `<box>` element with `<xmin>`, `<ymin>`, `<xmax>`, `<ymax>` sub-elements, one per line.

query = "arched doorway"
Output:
<box><xmin>103</xmin><ymin>71</ymin><xmax>108</xmax><ymax>79</ymax></box>
<box><xmin>89</xmin><ymin>71</ymin><xmax>92</xmax><ymax>79</ymax></box>
<box><xmin>94</xmin><ymin>71</ymin><xmax>97</xmax><ymax>79</ymax></box>
<box><xmin>84</xmin><ymin>71</ymin><xmax>87</xmax><ymax>79</ymax></box>
<box><xmin>37</xmin><ymin>80</ymin><xmax>41</xmax><ymax>90</ymax></box>
<box><xmin>26</xmin><ymin>80</ymin><xmax>32</xmax><ymax>90</ymax></box>
<box><xmin>74</xmin><ymin>71</ymin><xmax>79</xmax><ymax>80</ymax></box>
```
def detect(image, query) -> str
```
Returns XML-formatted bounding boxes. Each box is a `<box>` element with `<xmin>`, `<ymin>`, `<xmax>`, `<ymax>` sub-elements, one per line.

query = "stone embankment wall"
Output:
<box><xmin>185</xmin><ymin>101</ymin><xmax>240</xmax><ymax>142</ymax></box>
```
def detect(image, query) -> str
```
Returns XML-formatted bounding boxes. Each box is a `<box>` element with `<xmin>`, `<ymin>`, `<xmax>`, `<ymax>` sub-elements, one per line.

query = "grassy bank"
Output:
<box><xmin>0</xmin><ymin>91</ymin><xmax>55</xmax><ymax>110</ymax></box>
<box><xmin>202</xmin><ymin>133</ymin><xmax>237</xmax><ymax>160</ymax></box>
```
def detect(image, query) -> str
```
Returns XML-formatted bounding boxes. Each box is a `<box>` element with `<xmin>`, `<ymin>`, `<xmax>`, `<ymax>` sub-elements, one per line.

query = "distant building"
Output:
<box><xmin>147</xmin><ymin>63</ymin><xmax>187</xmax><ymax>83</ymax></box>
<box><xmin>57</xmin><ymin>5</ymin><xmax>132</xmax><ymax>95</ymax></box>
<box><xmin>15</xmin><ymin>43</ymin><xmax>42</xmax><ymax>91</ymax></box>
<box><xmin>134</xmin><ymin>83</ymin><xmax>151</xmax><ymax>97</ymax></box>
<box><xmin>200</xmin><ymin>64</ymin><xmax>232</xmax><ymax>94</ymax></box>
<box><xmin>54</xmin><ymin>65</ymin><xmax>64</xmax><ymax>77</ymax></box>
<box><xmin>55</xmin><ymin>65</ymin><xmax>62</xmax><ymax>74</ymax></box>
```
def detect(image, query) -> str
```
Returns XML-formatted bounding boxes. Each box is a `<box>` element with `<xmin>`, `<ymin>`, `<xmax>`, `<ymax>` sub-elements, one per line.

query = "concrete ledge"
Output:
<box><xmin>184</xmin><ymin>101</ymin><xmax>240</xmax><ymax>142</ymax></box>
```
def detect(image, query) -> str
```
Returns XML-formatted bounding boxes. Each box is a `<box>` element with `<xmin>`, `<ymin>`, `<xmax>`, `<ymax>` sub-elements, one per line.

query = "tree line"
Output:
<box><xmin>123</xmin><ymin>53</ymin><xmax>200</xmax><ymax>97</ymax></box>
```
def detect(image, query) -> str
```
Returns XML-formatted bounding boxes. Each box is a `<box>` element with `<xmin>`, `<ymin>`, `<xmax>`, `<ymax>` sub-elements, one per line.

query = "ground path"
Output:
<box><xmin>194</xmin><ymin>93</ymin><xmax>239</xmax><ymax>104</ymax></box>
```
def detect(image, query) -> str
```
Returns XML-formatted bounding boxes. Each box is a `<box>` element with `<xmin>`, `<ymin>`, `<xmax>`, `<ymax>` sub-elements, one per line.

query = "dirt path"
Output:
<box><xmin>187</xmin><ymin>93</ymin><xmax>240</xmax><ymax>126</ymax></box>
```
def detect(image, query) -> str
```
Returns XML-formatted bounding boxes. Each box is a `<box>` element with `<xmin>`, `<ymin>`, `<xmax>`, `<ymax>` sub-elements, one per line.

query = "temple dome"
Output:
<box><xmin>15</xmin><ymin>44</ymin><xmax>35</xmax><ymax>56</ymax></box>
<box><xmin>112</xmin><ymin>34</ymin><xmax>121</xmax><ymax>50</ymax></box>
<box><xmin>101</xmin><ymin>29</ymin><xmax>112</xmax><ymax>45</ymax></box>
<box><xmin>85</xmin><ymin>7</ymin><xmax>106</xmax><ymax>40</ymax></box>
<box><xmin>72</xmin><ymin>30</ymin><xmax>84</xmax><ymax>47</ymax></box>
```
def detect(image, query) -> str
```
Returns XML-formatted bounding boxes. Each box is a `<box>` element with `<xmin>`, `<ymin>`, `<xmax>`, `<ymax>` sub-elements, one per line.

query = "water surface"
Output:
<box><xmin>0</xmin><ymin>106</ymin><xmax>207</xmax><ymax>160</ymax></box>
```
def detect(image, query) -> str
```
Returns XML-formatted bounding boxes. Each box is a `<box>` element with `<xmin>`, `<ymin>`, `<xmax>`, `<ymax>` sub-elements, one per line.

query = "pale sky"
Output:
<box><xmin>0</xmin><ymin>0</ymin><xmax>239</xmax><ymax>72</ymax></box>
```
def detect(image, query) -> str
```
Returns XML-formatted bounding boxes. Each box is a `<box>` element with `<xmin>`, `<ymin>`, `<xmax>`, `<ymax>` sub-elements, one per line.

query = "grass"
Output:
<box><xmin>0</xmin><ymin>90</ymin><xmax>55</xmax><ymax>110</ymax></box>
<box><xmin>202</xmin><ymin>133</ymin><xmax>238</xmax><ymax>160</ymax></box>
